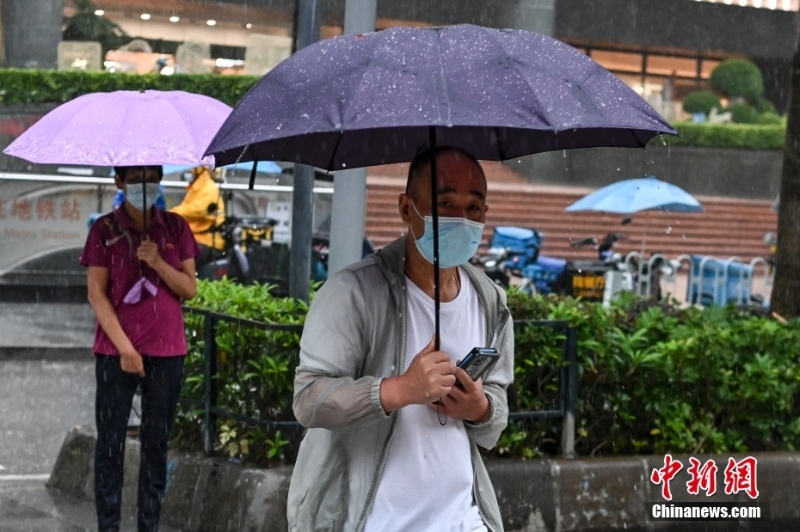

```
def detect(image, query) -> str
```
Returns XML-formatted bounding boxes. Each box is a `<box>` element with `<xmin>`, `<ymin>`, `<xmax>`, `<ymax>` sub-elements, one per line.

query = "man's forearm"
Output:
<box><xmin>379</xmin><ymin>375</ymin><xmax>410</xmax><ymax>414</ymax></box>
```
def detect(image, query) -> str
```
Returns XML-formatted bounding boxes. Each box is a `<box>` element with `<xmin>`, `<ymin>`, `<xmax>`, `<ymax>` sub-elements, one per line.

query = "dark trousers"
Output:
<box><xmin>95</xmin><ymin>355</ymin><xmax>184</xmax><ymax>532</ymax></box>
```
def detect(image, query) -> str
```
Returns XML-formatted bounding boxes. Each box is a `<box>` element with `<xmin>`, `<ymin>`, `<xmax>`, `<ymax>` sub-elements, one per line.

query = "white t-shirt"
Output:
<box><xmin>364</xmin><ymin>267</ymin><xmax>488</xmax><ymax>532</ymax></box>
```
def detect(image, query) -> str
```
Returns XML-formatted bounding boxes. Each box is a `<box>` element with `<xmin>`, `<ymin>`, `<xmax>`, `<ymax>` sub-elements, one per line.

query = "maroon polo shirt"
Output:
<box><xmin>80</xmin><ymin>206</ymin><xmax>200</xmax><ymax>357</ymax></box>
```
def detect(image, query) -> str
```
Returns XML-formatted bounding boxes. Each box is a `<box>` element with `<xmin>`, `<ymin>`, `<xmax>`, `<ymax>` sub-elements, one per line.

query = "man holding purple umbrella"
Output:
<box><xmin>289</xmin><ymin>147</ymin><xmax>514</xmax><ymax>532</ymax></box>
<box><xmin>80</xmin><ymin>165</ymin><xmax>199</xmax><ymax>532</ymax></box>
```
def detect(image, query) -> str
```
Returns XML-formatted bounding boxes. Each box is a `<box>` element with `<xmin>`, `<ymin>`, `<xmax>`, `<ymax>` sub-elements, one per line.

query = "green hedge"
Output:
<box><xmin>0</xmin><ymin>69</ymin><xmax>259</xmax><ymax>107</ymax></box>
<box><xmin>173</xmin><ymin>279</ymin><xmax>800</xmax><ymax>466</ymax></box>
<box><xmin>668</xmin><ymin>122</ymin><xmax>785</xmax><ymax>150</ymax></box>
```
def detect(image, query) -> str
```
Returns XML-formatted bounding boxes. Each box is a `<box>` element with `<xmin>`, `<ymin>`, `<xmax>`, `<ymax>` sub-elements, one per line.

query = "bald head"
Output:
<box><xmin>405</xmin><ymin>147</ymin><xmax>486</xmax><ymax>202</ymax></box>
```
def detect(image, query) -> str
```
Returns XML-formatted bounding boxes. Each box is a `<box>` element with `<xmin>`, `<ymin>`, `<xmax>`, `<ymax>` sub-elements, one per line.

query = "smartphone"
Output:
<box><xmin>457</xmin><ymin>347</ymin><xmax>500</xmax><ymax>381</ymax></box>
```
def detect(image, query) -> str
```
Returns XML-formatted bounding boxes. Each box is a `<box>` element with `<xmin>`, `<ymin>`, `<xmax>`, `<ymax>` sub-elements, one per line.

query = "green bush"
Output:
<box><xmin>755</xmin><ymin>112</ymin><xmax>783</xmax><ymax>125</ymax></box>
<box><xmin>0</xmin><ymin>69</ymin><xmax>259</xmax><ymax>107</ymax></box>
<box><xmin>499</xmin><ymin>291</ymin><xmax>800</xmax><ymax>459</ymax></box>
<box><xmin>710</xmin><ymin>59</ymin><xmax>764</xmax><ymax>102</ymax></box>
<box><xmin>175</xmin><ymin>279</ymin><xmax>800</xmax><ymax>465</ymax></box>
<box><xmin>727</xmin><ymin>103</ymin><xmax>759</xmax><ymax>124</ymax></box>
<box><xmin>682</xmin><ymin>90</ymin><xmax>720</xmax><ymax>115</ymax></box>
<box><xmin>754</xmin><ymin>97</ymin><xmax>778</xmax><ymax>115</ymax></box>
<box><xmin>666</xmin><ymin>122</ymin><xmax>784</xmax><ymax>150</ymax></box>
<box><xmin>173</xmin><ymin>279</ymin><xmax>309</xmax><ymax>466</ymax></box>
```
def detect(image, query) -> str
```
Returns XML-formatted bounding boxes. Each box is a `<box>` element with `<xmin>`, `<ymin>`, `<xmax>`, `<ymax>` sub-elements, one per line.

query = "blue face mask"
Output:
<box><xmin>410</xmin><ymin>201</ymin><xmax>484</xmax><ymax>268</ymax></box>
<box><xmin>125</xmin><ymin>183</ymin><xmax>161</xmax><ymax>211</ymax></box>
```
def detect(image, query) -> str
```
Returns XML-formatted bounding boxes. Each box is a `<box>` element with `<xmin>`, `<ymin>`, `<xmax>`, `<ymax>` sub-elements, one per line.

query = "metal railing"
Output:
<box><xmin>182</xmin><ymin>308</ymin><xmax>580</xmax><ymax>458</ymax></box>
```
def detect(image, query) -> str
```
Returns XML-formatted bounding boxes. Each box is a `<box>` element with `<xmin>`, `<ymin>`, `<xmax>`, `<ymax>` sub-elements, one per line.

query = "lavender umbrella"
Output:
<box><xmin>5</xmin><ymin>90</ymin><xmax>232</xmax><ymax>303</ymax></box>
<box><xmin>205</xmin><ymin>24</ymin><xmax>677</xmax><ymax>344</ymax></box>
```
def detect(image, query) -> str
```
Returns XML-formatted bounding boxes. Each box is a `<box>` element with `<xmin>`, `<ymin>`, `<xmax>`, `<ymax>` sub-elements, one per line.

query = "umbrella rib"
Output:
<box><xmin>485</xmin><ymin>30</ymin><xmax>556</xmax><ymax>130</ymax></box>
<box><xmin>434</xmin><ymin>29</ymin><xmax>450</xmax><ymax>126</ymax></box>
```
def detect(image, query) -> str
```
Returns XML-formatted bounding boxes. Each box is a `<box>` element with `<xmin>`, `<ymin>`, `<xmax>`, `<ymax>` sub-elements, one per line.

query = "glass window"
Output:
<box><xmin>700</xmin><ymin>59</ymin><xmax>722</xmax><ymax>79</ymax></box>
<box><xmin>647</xmin><ymin>55</ymin><xmax>698</xmax><ymax>78</ymax></box>
<box><xmin>591</xmin><ymin>50</ymin><xmax>643</xmax><ymax>74</ymax></box>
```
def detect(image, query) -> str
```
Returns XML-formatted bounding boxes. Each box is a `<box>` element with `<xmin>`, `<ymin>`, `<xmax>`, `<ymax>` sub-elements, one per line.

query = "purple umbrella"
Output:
<box><xmin>5</xmin><ymin>90</ymin><xmax>232</xmax><ymax>303</ymax></box>
<box><xmin>205</xmin><ymin>24</ymin><xmax>677</xmax><ymax>343</ymax></box>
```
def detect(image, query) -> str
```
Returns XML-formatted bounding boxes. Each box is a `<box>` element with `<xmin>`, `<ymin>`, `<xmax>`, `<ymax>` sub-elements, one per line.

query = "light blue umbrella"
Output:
<box><xmin>565</xmin><ymin>175</ymin><xmax>703</xmax><ymax>215</ymax></box>
<box><xmin>162</xmin><ymin>160</ymin><xmax>282</xmax><ymax>175</ymax></box>
<box><xmin>565</xmin><ymin>175</ymin><xmax>702</xmax><ymax>253</ymax></box>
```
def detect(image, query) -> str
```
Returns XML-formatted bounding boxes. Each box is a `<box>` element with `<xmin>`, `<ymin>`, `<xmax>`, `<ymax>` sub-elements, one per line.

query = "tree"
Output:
<box><xmin>682</xmin><ymin>90</ymin><xmax>720</xmax><ymax>115</ymax></box>
<box><xmin>709</xmin><ymin>59</ymin><xmax>764</xmax><ymax>103</ymax></box>
<box><xmin>771</xmin><ymin>13</ymin><xmax>800</xmax><ymax>318</ymax></box>
<box><xmin>62</xmin><ymin>0</ymin><xmax>131</xmax><ymax>55</ymax></box>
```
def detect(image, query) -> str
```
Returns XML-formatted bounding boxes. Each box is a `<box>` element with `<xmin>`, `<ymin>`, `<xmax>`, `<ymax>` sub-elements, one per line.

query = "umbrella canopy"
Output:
<box><xmin>565</xmin><ymin>176</ymin><xmax>703</xmax><ymax>214</ymax></box>
<box><xmin>5</xmin><ymin>90</ymin><xmax>231</xmax><ymax>167</ymax></box>
<box><xmin>4</xmin><ymin>90</ymin><xmax>232</xmax><ymax>305</ymax></box>
<box><xmin>204</xmin><ymin>24</ymin><xmax>677</xmax><ymax>343</ymax></box>
<box><xmin>205</xmin><ymin>24</ymin><xmax>676</xmax><ymax>169</ymax></box>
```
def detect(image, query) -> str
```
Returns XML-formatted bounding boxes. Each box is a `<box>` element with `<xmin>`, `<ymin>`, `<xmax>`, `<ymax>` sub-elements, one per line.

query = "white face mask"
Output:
<box><xmin>126</xmin><ymin>183</ymin><xmax>161</xmax><ymax>211</ymax></box>
<box><xmin>409</xmin><ymin>200</ymin><xmax>484</xmax><ymax>268</ymax></box>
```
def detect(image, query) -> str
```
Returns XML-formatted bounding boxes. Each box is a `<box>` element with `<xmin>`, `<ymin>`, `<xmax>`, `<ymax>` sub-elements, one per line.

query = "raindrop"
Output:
<box><xmin>665</xmin><ymin>226</ymin><xmax>672</xmax><ymax>235</ymax></box>
<box><xmin>660</xmin><ymin>135</ymin><xmax>666</xmax><ymax>146</ymax></box>
<box><xmin>682</xmin><ymin>234</ymin><xmax>686</xmax><ymax>239</ymax></box>
<box><xmin>563</xmin><ymin>150</ymin><xmax>566</xmax><ymax>158</ymax></box>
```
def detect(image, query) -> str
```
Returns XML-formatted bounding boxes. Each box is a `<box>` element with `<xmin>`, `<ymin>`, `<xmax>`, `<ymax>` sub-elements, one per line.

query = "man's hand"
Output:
<box><xmin>380</xmin><ymin>338</ymin><xmax>456</xmax><ymax>413</ymax></box>
<box><xmin>120</xmin><ymin>349</ymin><xmax>145</xmax><ymax>377</ymax></box>
<box><xmin>136</xmin><ymin>240</ymin><xmax>163</xmax><ymax>268</ymax></box>
<box><xmin>428</xmin><ymin>368</ymin><xmax>491</xmax><ymax>423</ymax></box>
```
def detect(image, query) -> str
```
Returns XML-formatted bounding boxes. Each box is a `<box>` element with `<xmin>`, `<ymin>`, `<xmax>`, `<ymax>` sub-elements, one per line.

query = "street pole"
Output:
<box><xmin>289</xmin><ymin>0</ymin><xmax>322</xmax><ymax>302</ymax></box>
<box><xmin>327</xmin><ymin>0</ymin><xmax>377</xmax><ymax>275</ymax></box>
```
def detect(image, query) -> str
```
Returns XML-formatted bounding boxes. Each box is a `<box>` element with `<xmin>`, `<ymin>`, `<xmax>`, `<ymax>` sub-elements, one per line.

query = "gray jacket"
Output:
<box><xmin>288</xmin><ymin>236</ymin><xmax>515</xmax><ymax>532</ymax></box>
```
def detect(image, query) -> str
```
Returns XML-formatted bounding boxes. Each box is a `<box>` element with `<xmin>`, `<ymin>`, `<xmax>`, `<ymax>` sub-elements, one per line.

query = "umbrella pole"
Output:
<box><xmin>429</xmin><ymin>126</ymin><xmax>440</xmax><ymax>350</ymax></box>
<box><xmin>142</xmin><ymin>167</ymin><xmax>147</xmax><ymax>275</ymax></box>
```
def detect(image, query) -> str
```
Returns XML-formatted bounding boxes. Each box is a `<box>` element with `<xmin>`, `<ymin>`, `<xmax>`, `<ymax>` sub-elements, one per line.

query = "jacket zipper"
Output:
<box><xmin>355</xmin><ymin>280</ymin><xmax>407</xmax><ymax>532</ymax></box>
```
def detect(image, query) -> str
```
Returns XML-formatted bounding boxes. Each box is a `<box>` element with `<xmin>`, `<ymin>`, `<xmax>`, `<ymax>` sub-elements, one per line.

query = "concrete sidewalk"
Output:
<box><xmin>0</xmin><ymin>478</ymin><xmax>180</xmax><ymax>532</ymax></box>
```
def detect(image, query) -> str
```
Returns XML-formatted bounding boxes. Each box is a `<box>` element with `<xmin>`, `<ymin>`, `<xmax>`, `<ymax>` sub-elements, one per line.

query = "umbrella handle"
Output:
<box><xmin>141</xmin><ymin>166</ymin><xmax>148</xmax><ymax>276</ymax></box>
<box><xmin>429</xmin><ymin>126</ymin><xmax>440</xmax><ymax>351</ymax></box>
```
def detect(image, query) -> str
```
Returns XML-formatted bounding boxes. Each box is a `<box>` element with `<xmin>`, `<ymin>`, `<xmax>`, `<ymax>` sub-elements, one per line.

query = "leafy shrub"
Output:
<box><xmin>727</xmin><ymin>103</ymin><xmax>759</xmax><ymax>124</ymax></box>
<box><xmin>755</xmin><ymin>113</ymin><xmax>783</xmax><ymax>125</ymax></box>
<box><xmin>666</xmin><ymin>122</ymin><xmax>784</xmax><ymax>150</ymax></box>
<box><xmin>754</xmin><ymin>97</ymin><xmax>778</xmax><ymax>115</ymax></box>
<box><xmin>682</xmin><ymin>90</ymin><xmax>720</xmax><ymax>115</ymax></box>
<box><xmin>175</xmin><ymin>279</ymin><xmax>800</xmax><ymax>465</ymax></box>
<box><xmin>710</xmin><ymin>59</ymin><xmax>764</xmax><ymax>102</ymax></box>
<box><xmin>498</xmin><ymin>291</ymin><xmax>800</xmax><ymax>459</ymax></box>
<box><xmin>0</xmin><ymin>69</ymin><xmax>259</xmax><ymax>107</ymax></box>
<box><xmin>172</xmin><ymin>279</ymin><xmax>309</xmax><ymax>467</ymax></box>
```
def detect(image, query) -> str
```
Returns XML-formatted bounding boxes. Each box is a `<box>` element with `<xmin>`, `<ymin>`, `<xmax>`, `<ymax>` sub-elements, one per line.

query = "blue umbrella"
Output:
<box><xmin>565</xmin><ymin>176</ymin><xmax>703</xmax><ymax>214</ymax></box>
<box><xmin>205</xmin><ymin>24</ymin><xmax>677</xmax><ymax>344</ymax></box>
<box><xmin>565</xmin><ymin>176</ymin><xmax>702</xmax><ymax>254</ymax></box>
<box><xmin>162</xmin><ymin>160</ymin><xmax>282</xmax><ymax>175</ymax></box>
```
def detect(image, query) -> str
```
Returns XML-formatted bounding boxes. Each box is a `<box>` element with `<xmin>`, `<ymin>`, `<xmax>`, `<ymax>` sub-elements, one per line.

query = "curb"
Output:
<box><xmin>49</xmin><ymin>426</ymin><xmax>800</xmax><ymax>532</ymax></box>
<box><xmin>0</xmin><ymin>347</ymin><xmax>93</xmax><ymax>361</ymax></box>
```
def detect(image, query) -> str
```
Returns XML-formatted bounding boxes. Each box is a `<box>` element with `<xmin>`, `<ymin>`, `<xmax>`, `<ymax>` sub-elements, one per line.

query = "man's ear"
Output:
<box><xmin>114</xmin><ymin>175</ymin><xmax>125</xmax><ymax>191</ymax></box>
<box><xmin>398</xmin><ymin>193</ymin><xmax>412</xmax><ymax>224</ymax></box>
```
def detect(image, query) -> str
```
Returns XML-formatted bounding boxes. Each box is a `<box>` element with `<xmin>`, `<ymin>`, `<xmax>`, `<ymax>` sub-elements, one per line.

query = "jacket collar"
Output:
<box><xmin>374</xmin><ymin>236</ymin><xmax>505</xmax><ymax>317</ymax></box>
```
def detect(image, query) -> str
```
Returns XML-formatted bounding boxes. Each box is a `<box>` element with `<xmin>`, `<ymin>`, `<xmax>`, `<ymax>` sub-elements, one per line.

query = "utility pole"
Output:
<box><xmin>327</xmin><ymin>0</ymin><xmax>378</xmax><ymax>275</ymax></box>
<box><xmin>289</xmin><ymin>0</ymin><xmax>322</xmax><ymax>302</ymax></box>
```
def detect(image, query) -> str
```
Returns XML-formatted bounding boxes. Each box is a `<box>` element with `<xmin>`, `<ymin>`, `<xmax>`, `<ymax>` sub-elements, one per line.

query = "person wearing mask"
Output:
<box><xmin>80</xmin><ymin>165</ymin><xmax>199</xmax><ymax>532</ymax></box>
<box><xmin>288</xmin><ymin>147</ymin><xmax>514</xmax><ymax>532</ymax></box>
<box><xmin>170</xmin><ymin>166</ymin><xmax>225</xmax><ymax>269</ymax></box>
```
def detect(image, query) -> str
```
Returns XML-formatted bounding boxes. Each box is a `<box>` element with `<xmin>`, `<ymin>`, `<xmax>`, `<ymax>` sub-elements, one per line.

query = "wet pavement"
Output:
<box><xmin>0</xmin><ymin>303</ymin><xmax>95</xmax><ymax>358</ymax></box>
<box><xmin>0</xmin><ymin>358</ymin><xmax>176</xmax><ymax>531</ymax></box>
